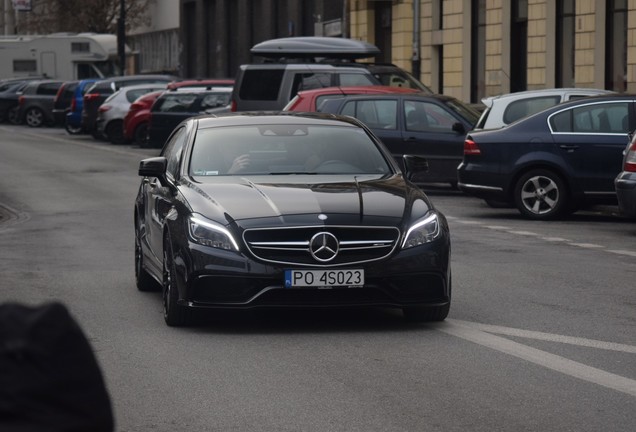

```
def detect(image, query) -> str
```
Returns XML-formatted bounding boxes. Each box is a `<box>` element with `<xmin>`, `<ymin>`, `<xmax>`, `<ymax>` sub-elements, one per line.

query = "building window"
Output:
<box><xmin>556</xmin><ymin>0</ymin><xmax>575</xmax><ymax>87</ymax></box>
<box><xmin>471</xmin><ymin>0</ymin><xmax>486</xmax><ymax>102</ymax></box>
<box><xmin>13</xmin><ymin>60</ymin><xmax>36</xmax><ymax>73</ymax></box>
<box><xmin>510</xmin><ymin>0</ymin><xmax>528</xmax><ymax>92</ymax></box>
<box><xmin>606</xmin><ymin>0</ymin><xmax>627</xmax><ymax>92</ymax></box>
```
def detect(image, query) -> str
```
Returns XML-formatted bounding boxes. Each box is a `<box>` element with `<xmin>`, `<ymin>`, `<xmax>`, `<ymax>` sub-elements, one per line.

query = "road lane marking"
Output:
<box><xmin>607</xmin><ymin>249</ymin><xmax>636</xmax><ymax>257</ymax></box>
<box><xmin>450</xmin><ymin>319</ymin><xmax>636</xmax><ymax>353</ymax></box>
<box><xmin>437</xmin><ymin>320</ymin><xmax>636</xmax><ymax>397</ymax></box>
<box><xmin>449</xmin><ymin>218</ymin><xmax>635</xmax><ymax>258</ymax></box>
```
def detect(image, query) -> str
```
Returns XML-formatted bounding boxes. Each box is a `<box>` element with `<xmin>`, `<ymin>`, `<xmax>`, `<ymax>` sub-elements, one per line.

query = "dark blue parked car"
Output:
<box><xmin>458</xmin><ymin>94</ymin><xmax>635</xmax><ymax>220</ymax></box>
<box><xmin>65</xmin><ymin>78</ymin><xmax>99</xmax><ymax>134</ymax></box>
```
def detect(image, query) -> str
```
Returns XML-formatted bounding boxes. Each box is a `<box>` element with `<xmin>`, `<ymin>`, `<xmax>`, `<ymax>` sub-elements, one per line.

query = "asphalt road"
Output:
<box><xmin>1</xmin><ymin>125</ymin><xmax>635</xmax><ymax>432</ymax></box>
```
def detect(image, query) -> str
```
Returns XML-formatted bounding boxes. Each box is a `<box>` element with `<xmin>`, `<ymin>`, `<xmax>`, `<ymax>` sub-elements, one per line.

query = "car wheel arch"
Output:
<box><xmin>507</xmin><ymin>161</ymin><xmax>573</xmax><ymax>202</ymax></box>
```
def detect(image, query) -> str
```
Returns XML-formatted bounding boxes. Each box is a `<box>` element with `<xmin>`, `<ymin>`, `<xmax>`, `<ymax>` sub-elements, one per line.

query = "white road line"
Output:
<box><xmin>484</xmin><ymin>225</ymin><xmax>512</xmax><ymax>230</ymax></box>
<box><xmin>449</xmin><ymin>319</ymin><xmax>636</xmax><ymax>353</ymax></box>
<box><xmin>607</xmin><ymin>249</ymin><xmax>636</xmax><ymax>257</ymax></box>
<box><xmin>568</xmin><ymin>243</ymin><xmax>604</xmax><ymax>249</ymax></box>
<box><xmin>508</xmin><ymin>230</ymin><xmax>539</xmax><ymax>236</ymax></box>
<box><xmin>451</xmin><ymin>218</ymin><xmax>635</xmax><ymax>258</ymax></box>
<box><xmin>437</xmin><ymin>320</ymin><xmax>636</xmax><ymax>397</ymax></box>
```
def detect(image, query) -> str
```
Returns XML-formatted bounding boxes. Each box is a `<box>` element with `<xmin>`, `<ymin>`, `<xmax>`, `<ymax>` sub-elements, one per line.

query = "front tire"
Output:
<box><xmin>514</xmin><ymin>169</ymin><xmax>568</xmax><ymax>220</ymax></box>
<box><xmin>162</xmin><ymin>235</ymin><xmax>192</xmax><ymax>326</ymax></box>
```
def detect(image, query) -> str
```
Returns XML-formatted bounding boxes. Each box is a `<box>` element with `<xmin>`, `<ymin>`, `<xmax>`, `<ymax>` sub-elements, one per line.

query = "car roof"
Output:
<box><xmin>158</xmin><ymin>87</ymin><xmax>233</xmax><ymax>97</ymax></box>
<box><xmin>167</xmin><ymin>79</ymin><xmax>234</xmax><ymax>89</ymax></box>
<box><xmin>296</xmin><ymin>85</ymin><xmax>421</xmax><ymax>98</ymax></box>
<box><xmin>314</xmin><ymin>92</ymin><xmax>454</xmax><ymax>102</ymax></box>
<box><xmin>481</xmin><ymin>87</ymin><xmax>614</xmax><ymax>105</ymax></box>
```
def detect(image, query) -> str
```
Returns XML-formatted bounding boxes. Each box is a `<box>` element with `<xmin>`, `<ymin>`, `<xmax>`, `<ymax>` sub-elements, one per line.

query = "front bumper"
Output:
<box><xmin>175</xmin><ymin>239</ymin><xmax>451</xmax><ymax>310</ymax></box>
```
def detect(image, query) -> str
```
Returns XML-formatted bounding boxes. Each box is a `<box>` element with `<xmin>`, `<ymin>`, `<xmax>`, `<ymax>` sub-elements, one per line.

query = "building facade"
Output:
<box><xmin>127</xmin><ymin>0</ymin><xmax>180</xmax><ymax>75</ymax></box>
<box><xmin>180</xmin><ymin>0</ymin><xmax>633</xmax><ymax>104</ymax></box>
<box><xmin>179</xmin><ymin>0</ymin><xmax>346</xmax><ymax>79</ymax></box>
<box><xmin>349</xmin><ymin>0</ymin><xmax>632</xmax><ymax>104</ymax></box>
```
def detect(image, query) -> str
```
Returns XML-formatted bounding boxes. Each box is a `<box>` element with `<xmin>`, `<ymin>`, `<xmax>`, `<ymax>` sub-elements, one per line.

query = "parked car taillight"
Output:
<box><xmin>231</xmin><ymin>99</ymin><xmax>237</xmax><ymax>112</ymax></box>
<box><xmin>53</xmin><ymin>85</ymin><xmax>65</xmax><ymax>103</ymax></box>
<box><xmin>18</xmin><ymin>95</ymin><xmax>25</xmax><ymax>106</ymax></box>
<box><xmin>70</xmin><ymin>97</ymin><xmax>76</xmax><ymax>111</ymax></box>
<box><xmin>129</xmin><ymin>101</ymin><xmax>144</xmax><ymax>112</ymax></box>
<box><xmin>464</xmin><ymin>138</ymin><xmax>481</xmax><ymax>155</ymax></box>
<box><xmin>625</xmin><ymin>142</ymin><xmax>636</xmax><ymax>172</ymax></box>
<box><xmin>98</xmin><ymin>105</ymin><xmax>112</xmax><ymax>113</ymax></box>
<box><xmin>84</xmin><ymin>93</ymin><xmax>100</xmax><ymax>103</ymax></box>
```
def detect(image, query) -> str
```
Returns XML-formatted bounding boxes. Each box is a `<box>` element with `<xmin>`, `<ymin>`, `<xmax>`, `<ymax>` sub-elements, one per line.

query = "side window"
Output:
<box><xmin>550</xmin><ymin>102</ymin><xmax>629</xmax><ymax>133</ymax></box>
<box><xmin>503</xmin><ymin>96</ymin><xmax>560</xmax><ymax>125</ymax></box>
<box><xmin>38</xmin><ymin>83</ymin><xmax>62</xmax><ymax>96</ymax></box>
<box><xmin>342</xmin><ymin>100</ymin><xmax>397</xmax><ymax>129</ymax></box>
<box><xmin>338</xmin><ymin>73</ymin><xmax>376</xmax><ymax>86</ymax></box>
<box><xmin>239</xmin><ymin>69</ymin><xmax>284</xmax><ymax>101</ymax></box>
<box><xmin>316</xmin><ymin>95</ymin><xmax>345</xmax><ymax>112</ymax></box>
<box><xmin>200</xmin><ymin>93</ymin><xmax>231</xmax><ymax>110</ymax></box>
<box><xmin>163</xmin><ymin>127</ymin><xmax>187</xmax><ymax>179</ymax></box>
<box><xmin>291</xmin><ymin>73</ymin><xmax>332</xmax><ymax>96</ymax></box>
<box><xmin>404</xmin><ymin>100</ymin><xmax>457</xmax><ymax>132</ymax></box>
<box><xmin>156</xmin><ymin>94</ymin><xmax>198</xmax><ymax>113</ymax></box>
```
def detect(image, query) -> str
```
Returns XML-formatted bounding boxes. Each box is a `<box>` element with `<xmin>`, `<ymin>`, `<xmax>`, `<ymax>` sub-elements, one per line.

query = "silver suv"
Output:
<box><xmin>231</xmin><ymin>37</ymin><xmax>430</xmax><ymax>112</ymax></box>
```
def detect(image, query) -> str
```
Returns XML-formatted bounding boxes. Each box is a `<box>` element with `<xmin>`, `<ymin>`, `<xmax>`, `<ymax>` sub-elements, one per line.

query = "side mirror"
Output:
<box><xmin>138</xmin><ymin>157</ymin><xmax>168</xmax><ymax>185</ymax></box>
<box><xmin>452</xmin><ymin>122</ymin><xmax>466</xmax><ymax>135</ymax></box>
<box><xmin>403</xmin><ymin>154</ymin><xmax>429</xmax><ymax>181</ymax></box>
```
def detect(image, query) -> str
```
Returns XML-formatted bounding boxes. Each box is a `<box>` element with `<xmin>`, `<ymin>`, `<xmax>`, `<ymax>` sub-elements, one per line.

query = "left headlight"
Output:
<box><xmin>188</xmin><ymin>214</ymin><xmax>239</xmax><ymax>251</ymax></box>
<box><xmin>402</xmin><ymin>212</ymin><xmax>441</xmax><ymax>249</ymax></box>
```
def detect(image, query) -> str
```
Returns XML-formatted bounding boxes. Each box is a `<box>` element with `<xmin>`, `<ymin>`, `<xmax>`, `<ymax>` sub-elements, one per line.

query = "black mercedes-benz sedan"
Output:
<box><xmin>134</xmin><ymin>112</ymin><xmax>451</xmax><ymax>326</ymax></box>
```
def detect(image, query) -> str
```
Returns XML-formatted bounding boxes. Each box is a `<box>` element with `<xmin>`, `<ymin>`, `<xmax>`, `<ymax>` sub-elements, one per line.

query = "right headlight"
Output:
<box><xmin>401</xmin><ymin>212</ymin><xmax>441</xmax><ymax>249</ymax></box>
<box><xmin>188</xmin><ymin>214</ymin><xmax>239</xmax><ymax>251</ymax></box>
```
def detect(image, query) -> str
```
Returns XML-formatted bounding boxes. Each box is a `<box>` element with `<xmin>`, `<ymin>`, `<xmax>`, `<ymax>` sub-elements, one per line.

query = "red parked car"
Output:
<box><xmin>122</xmin><ymin>90</ymin><xmax>164</xmax><ymax>146</ymax></box>
<box><xmin>283</xmin><ymin>85</ymin><xmax>419</xmax><ymax>112</ymax></box>
<box><xmin>123</xmin><ymin>79</ymin><xmax>234</xmax><ymax>147</ymax></box>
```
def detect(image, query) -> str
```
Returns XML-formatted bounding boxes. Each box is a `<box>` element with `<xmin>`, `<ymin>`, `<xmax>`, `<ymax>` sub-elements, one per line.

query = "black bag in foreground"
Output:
<box><xmin>0</xmin><ymin>302</ymin><xmax>114</xmax><ymax>432</ymax></box>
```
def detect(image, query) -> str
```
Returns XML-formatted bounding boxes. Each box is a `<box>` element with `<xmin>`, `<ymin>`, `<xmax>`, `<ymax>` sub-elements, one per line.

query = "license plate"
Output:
<box><xmin>284</xmin><ymin>269</ymin><xmax>364</xmax><ymax>288</ymax></box>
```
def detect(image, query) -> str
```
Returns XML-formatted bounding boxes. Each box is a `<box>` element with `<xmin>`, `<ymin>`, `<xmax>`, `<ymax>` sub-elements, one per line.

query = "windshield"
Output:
<box><xmin>189</xmin><ymin>124</ymin><xmax>392</xmax><ymax>176</ymax></box>
<box><xmin>443</xmin><ymin>98</ymin><xmax>481</xmax><ymax>125</ymax></box>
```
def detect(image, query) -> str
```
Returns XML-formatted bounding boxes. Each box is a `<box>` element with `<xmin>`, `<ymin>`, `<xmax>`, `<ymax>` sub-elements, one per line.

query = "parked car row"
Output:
<box><xmin>0</xmin><ymin>75</ymin><xmax>235</xmax><ymax>148</ymax></box>
<box><xmin>2</xmin><ymin>69</ymin><xmax>634</xmax><ymax>221</ymax></box>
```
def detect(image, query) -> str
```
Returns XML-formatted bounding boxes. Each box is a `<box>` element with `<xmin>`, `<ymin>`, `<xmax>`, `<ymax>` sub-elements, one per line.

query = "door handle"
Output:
<box><xmin>559</xmin><ymin>144</ymin><xmax>579</xmax><ymax>152</ymax></box>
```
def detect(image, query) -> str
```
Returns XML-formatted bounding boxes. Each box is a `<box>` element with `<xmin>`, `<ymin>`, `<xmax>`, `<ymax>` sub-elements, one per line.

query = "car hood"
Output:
<box><xmin>182</xmin><ymin>174</ymin><xmax>430</xmax><ymax>227</ymax></box>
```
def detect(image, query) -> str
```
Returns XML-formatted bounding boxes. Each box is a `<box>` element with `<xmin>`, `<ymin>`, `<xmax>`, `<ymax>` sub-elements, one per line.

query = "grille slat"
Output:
<box><xmin>243</xmin><ymin>225</ymin><xmax>400</xmax><ymax>267</ymax></box>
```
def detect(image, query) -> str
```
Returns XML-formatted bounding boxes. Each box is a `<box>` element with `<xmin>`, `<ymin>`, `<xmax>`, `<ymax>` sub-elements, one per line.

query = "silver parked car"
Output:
<box><xmin>474</xmin><ymin>88</ymin><xmax>615</xmax><ymax>131</ymax></box>
<box><xmin>95</xmin><ymin>83</ymin><xmax>168</xmax><ymax>144</ymax></box>
<box><xmin>615</xmin><ymin>134</ymin><xmax>636</xmax><ymax>219</ymax></box>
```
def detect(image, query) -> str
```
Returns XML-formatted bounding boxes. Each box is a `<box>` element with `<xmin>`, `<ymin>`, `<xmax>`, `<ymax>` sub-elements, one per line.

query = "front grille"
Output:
<box><xmin>243</xmin><ymin>225</ymin><xmax>400</xmax><ymax>267</ymax></box>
